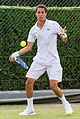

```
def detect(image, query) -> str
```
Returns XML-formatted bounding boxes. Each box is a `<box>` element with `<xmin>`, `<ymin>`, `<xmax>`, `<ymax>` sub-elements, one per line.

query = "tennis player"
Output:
<box><xmin>10</xmin><ymin>4</ymin><xmax>73</xmax><ymax>115</ymax></box>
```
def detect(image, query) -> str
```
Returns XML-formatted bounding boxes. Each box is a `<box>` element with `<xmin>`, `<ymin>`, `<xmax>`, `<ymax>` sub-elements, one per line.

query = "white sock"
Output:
<box><xmin>59</xmin><ymin>94</ymin><xmax>69</xmax><ymax>106</ymax></box>
<box><xmin>27</xmin><ymin>97</ymin><xmax>34</xmax><ymax>109</ymax></box>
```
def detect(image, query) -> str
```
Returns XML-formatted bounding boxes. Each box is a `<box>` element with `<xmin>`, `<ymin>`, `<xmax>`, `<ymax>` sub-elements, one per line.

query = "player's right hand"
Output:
<box><xmin>9</xmin><ymin>51</ymin><xmax>19</xmax><ymax>62</ymax></box>
<box><xmin>9</xmin><ymin>56</ymin><xmax>15</xmax><ymax>62</ymax></box>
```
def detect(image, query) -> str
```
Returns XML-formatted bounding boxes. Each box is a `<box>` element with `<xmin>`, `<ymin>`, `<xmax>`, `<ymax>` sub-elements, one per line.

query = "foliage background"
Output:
<box><xmin>0</xmin><ymin>6</ymin><xmax>80</xmax><ymax>90</ymax></box>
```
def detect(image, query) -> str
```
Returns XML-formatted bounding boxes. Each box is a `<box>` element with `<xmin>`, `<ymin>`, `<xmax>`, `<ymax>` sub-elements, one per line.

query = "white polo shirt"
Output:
<box><xmin>27</xmin><ymin>19</ymin><xmax>62</xmax><ymax>64</ymax></box>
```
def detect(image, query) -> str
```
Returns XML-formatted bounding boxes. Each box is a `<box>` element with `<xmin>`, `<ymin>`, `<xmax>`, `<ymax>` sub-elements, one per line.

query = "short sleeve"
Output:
<box><xmin>27</xmin><ymin>28</ymin><xmax>36</xmax><ymax>42</ymax></box>
<box><xmin>54</xmin><ymin>21</ymin><xmax>62</xmax><ymax>35</ymax></box>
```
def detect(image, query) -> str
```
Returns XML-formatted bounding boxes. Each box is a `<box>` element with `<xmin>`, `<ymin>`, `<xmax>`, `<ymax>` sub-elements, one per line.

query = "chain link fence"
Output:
<box><xmin>0</xmin><ymin>0</ymin><xmax>80</xmax><ymax>7</ymax></box>
<box><xmin>0</xmin><ymin>0</ymin><xmax>80</xmax><ymax>91</ymax></box>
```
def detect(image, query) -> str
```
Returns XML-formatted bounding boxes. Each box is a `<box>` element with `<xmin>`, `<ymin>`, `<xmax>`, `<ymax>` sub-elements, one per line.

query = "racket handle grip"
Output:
<box><xmin>9</xmin><ymin>57</ymin><xmax>12</xmax><ymax>60</ymax></box>
<box><xmin>9</xmin><ymin>56</ymin><xmax>15</xmax><ymax>61</ymax></box>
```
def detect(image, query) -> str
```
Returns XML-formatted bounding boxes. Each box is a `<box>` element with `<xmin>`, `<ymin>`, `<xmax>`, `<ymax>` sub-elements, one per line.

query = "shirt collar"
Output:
<box><xmin>35</xmin><ymin>19</ymin><xmax>48</xmax><ymax>30</ymax></box>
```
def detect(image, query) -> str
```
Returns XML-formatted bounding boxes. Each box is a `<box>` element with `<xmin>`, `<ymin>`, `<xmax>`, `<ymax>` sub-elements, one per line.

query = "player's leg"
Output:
<box><xmin>50</xmin><ymin>80</ymin><xmax>69</xmax><ymax>105</ymax></box>
<box><xmin>26</xmin><ymin>78</ymin><xmax>35</xmax><ymax>98</ymax></box>
<box><xmin>49</xmin><ymin>80</ymin><xmax>73</xmax><ymax>115</ymax></box>
<box><xmin>47</xmin><ymin>64</ymin><xmax>73</xmax><ymax>115</ymax></box>
<box><xmin>19</xmin><ymin>60</ymin><xmax>45</xmax><ymax>116</ymax></box>
<box><xmin>19</xmin><ymin>78</ymin><xmax>36</xmax><ymax>116</ymax></box>
<box><xmin>25</xmin><ymin>78</ymin><xmax>35</xmax><ymax>112</ymax></box>
<box><xmin>50</xmin><ymin>80</ymin><xmax>63</xmax><ymax>98</ymax></box>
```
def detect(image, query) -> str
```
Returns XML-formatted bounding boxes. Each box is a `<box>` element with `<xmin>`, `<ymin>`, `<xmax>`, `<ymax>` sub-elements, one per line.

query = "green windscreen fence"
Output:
<box><xmin>0</xmin><ymin>0</ymin><xmax>80</xmax><ymax>90</ymax></box>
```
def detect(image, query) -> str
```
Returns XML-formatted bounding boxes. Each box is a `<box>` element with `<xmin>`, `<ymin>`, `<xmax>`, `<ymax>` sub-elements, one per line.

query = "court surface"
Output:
<box><xmin>0</xmin><ymin>103</ymin><xmax>80</xmax><ymax>119</ymax></box>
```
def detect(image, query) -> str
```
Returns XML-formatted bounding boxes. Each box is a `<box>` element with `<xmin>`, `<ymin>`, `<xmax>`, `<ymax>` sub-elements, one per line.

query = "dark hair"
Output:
<box><xmin>36</xmin><ymin>4</ymin><xmax>47</xmax><ymax>13</ymax></box>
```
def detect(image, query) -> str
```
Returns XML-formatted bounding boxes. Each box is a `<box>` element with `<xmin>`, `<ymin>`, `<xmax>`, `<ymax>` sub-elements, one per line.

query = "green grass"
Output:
<box><xmin>0</xmin><ymin>104</ymin><xmax>80</xmax><ymax>119</ymax></box>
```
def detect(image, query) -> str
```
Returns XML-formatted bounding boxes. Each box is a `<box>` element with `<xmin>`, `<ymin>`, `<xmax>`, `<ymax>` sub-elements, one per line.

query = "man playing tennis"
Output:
<box><xmin>10</xmin><ymin>4</ymin><xmax>73</xmax><ymax>115</ymax></box>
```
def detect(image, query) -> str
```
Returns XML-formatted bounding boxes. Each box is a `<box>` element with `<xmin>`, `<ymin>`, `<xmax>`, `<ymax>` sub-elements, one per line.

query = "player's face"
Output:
<box><xmin>36</xmin><ymin>8</ymin><xmax>47</xmax><ymax>22</ymax></box>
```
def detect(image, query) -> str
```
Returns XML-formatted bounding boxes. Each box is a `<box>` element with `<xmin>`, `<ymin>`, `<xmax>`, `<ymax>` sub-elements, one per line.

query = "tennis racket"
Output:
<box><xmin>9</xmin><ymin>57</ymin><xmax>28</xmax><ymax>70</ymax></box>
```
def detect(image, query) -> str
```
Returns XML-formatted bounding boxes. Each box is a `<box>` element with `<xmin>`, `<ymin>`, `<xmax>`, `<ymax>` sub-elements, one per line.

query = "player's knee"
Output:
<box><xmin>25</xmin><ymin>79</ymin><xmax>32</xmax><ymax>86</ymax></box>
<box><xmin>25</xmin><ymin>78</ymin><xmax>34</xmax><ymax>87</ymax></box>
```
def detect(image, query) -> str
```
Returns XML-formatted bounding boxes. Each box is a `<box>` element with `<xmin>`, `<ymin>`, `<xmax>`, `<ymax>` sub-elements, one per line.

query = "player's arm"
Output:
<box><xmin>9</xmin><ymin>42</ymin><xmax>34</xmax><ymax>61</ymax></box>
<box><xmin>18</xmin><ymin>42</ymin><xmax>34</xmax><ymax>55</ymax></box>
<box><xmin>59</xmin><ymin>26</ymin><xmax>67</xmax><ymax>42</ymax></box>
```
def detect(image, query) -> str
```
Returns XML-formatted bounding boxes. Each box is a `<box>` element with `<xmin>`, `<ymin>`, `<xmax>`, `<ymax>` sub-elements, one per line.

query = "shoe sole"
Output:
<box><xmin>19</xmin><ymin>112</ymin><xmax>36</xmax><ymax>116</ymax></box>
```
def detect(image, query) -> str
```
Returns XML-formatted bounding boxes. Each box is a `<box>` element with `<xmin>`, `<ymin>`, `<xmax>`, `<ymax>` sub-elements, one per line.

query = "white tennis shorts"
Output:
<box><xmin>26</xmin><ymin>60</ymin><xmax>62</xmax><ymax>82</ymax></box>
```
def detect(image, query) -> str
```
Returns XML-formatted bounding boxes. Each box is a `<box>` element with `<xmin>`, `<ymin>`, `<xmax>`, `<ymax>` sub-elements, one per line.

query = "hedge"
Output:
<box><xmin>0</xmin><ymin>6</ymin><xmax>80</xmax><ymax>90</ymax></box>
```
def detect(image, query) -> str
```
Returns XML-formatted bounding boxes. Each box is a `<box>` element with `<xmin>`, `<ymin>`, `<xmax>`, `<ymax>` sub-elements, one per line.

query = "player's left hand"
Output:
<box><xmin>59</xmin><ymin>26</ymin><xmax>67</xmax><ymax>35</ymax></box>
<box><xmin>59</xmin><ymin>26</ymin><xmax>67</xmax><ymax>42</ymax></box>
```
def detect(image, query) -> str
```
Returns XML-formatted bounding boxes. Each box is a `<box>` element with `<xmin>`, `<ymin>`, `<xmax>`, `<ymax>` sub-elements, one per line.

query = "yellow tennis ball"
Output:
<box><xmin>20</xmin><ymin>41</ymin><xmax>26</xmax><ymax>47</ymax></box>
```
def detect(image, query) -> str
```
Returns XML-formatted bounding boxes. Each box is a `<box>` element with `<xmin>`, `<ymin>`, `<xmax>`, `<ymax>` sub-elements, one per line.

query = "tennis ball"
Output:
<box><xmin>20</xmin><ymin>41</ymin><xmax>26</xmax><ymax>47</ymax></box>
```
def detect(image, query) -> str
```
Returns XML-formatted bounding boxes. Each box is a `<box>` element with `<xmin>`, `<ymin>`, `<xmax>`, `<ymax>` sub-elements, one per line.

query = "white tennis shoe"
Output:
<box><xmin>19</xmin><ymin>107</ymin><xmax>36</xmax><ymax>116</ymax></box>
<box><xmin>64</xmin><ymin>103</ymin><xmax>73</xmax><ymax>115</ymax></box>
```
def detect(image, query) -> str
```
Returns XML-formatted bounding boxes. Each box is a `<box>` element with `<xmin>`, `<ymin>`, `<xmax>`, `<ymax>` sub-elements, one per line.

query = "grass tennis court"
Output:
<box><xmin>0</xmin><ymin>104</ymin><xmax>80</xmax><ymax>119</ymax></box>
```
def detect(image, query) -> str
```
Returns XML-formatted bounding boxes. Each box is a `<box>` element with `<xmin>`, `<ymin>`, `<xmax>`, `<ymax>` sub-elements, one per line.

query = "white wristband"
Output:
<box><xmin>62</xmin><ymin>33</ymin><xmax>67</xmax><ymax>38</ymax></box>
<box><xmin>11</xmin><ymin>51</ymin><xmax>19</xmax><ymax>58</ymax></box>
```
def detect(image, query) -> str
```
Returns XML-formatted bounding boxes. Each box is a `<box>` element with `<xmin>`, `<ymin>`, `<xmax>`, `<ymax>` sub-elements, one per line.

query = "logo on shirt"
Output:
<box><xmin>47</xmin><ymin>28</ymin><xmax>50</xmax><ymax>30</ymax></box>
